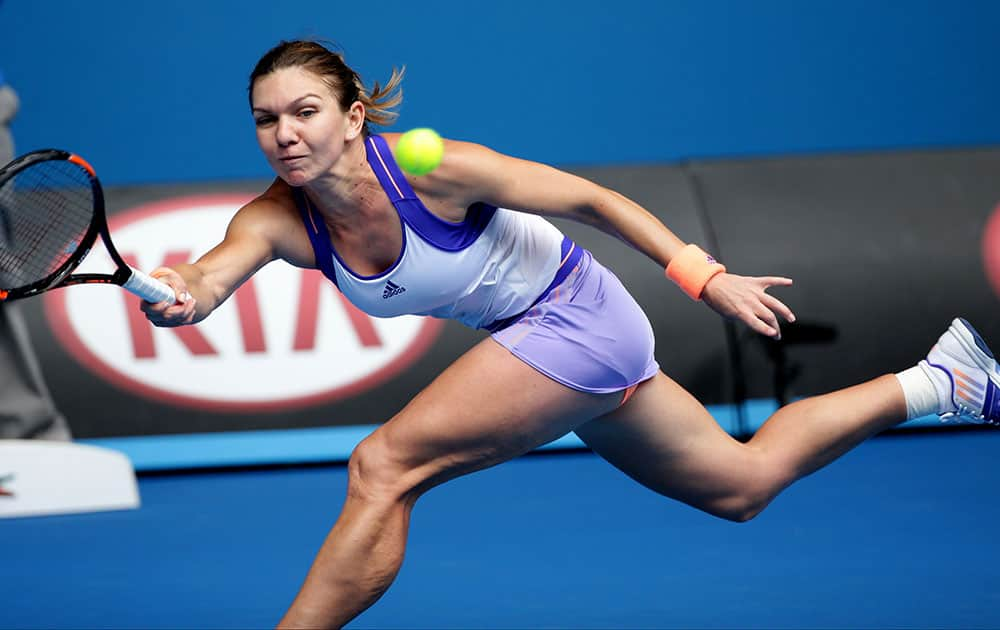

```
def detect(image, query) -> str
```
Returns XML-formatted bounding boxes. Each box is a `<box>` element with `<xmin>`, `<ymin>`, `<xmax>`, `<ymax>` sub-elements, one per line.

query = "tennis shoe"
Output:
<box><xmin>922</xmin><ymin>318</ymin><xmax>1000</xmax><ymax>426</ymax></box>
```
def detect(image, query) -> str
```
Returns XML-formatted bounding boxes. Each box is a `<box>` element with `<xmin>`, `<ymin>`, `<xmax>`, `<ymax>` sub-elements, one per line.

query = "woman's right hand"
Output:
<box><xmin>139</xmin><ymin>266</ymin><xmax>198</xmax><ymax>327</ymax></box>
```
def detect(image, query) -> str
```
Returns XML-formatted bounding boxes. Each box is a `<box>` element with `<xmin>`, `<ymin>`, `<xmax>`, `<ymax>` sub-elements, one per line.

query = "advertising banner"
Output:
<box><xmin>14</xmin><ymin>150</ymin><xmax>1000</xmax><ymax>447</ymax></box>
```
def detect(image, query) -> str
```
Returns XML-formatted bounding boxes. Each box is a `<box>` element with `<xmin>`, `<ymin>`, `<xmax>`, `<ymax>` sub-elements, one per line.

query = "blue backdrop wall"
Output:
<box><xmin>2</xmin><ymin>0</ymin><xmax>999</xmax><ymax>185</ymax></box>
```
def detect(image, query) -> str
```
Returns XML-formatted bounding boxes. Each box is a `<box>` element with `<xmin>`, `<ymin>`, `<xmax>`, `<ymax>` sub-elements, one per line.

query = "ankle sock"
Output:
<box><xmin>895</xmin><ymin>362</ymin><xmax>952</xmax><ymax>419</ymax></box>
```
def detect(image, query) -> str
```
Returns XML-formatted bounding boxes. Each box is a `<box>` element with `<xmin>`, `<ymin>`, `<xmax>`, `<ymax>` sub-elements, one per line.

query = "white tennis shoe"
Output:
<box><xmin>922</xmin><ymin>318</ymin><xmax>1000</xmax><ymax>426</ymax></box>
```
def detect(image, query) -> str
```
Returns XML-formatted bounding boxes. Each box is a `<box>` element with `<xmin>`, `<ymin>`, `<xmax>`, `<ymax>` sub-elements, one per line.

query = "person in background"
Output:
<box><xmin>0</xmin><ymin>66</ymin><xmax>72</xmax><ymax>440</ymax></box>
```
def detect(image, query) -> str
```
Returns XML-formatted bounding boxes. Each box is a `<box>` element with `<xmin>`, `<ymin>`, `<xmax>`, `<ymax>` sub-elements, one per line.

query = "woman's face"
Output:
<box><xmin>251</xmin><ymin>66</ymin><xmax>360</xmax><ymax>186</ymax></box>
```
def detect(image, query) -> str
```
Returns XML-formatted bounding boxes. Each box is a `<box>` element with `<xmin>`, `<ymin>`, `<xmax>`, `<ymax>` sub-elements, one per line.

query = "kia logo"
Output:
<box><xmin>44</xmin><ymin>195</ymin><xmax>443</xmax><ymax>411</ymax></box>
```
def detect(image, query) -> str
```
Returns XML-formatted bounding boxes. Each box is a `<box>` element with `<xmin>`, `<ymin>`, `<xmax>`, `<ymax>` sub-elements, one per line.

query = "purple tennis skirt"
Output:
<box><xmin>491</xmin><ymin>250</ymin><xmax>659</xmax><ymax>394</ymax></box>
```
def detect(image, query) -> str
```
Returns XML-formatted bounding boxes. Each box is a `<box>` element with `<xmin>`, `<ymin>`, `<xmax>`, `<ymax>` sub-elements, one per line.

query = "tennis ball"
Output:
<box><xmin>394</xmin><ymin>128</ymin><xmax>444</xmax><ymax>176</ymax></box>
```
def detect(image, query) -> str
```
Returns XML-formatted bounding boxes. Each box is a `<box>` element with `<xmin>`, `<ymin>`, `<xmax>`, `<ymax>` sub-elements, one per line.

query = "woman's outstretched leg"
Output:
<box><xmin>576</xmin><ymin>318</ymin><xmax>999</xmax><ymax>521</ymax></box>
<box><xmin>745</xmin><ymin>375</ymin><xmax>904</xmax><ymax>481</ymax></box>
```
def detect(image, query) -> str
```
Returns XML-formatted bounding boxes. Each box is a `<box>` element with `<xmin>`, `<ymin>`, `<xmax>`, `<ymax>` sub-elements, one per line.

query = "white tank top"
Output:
<box><xmin>293</xmin><ymin>134</ymin><xmax>583</xmax><ymax>330</ymax></box>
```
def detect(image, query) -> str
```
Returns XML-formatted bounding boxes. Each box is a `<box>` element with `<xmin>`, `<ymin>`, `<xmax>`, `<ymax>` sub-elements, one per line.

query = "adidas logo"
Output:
<box><xmin>382</xmin><ymin>280</ymin><xmax>406</xmax><ymax>299</ymax></box>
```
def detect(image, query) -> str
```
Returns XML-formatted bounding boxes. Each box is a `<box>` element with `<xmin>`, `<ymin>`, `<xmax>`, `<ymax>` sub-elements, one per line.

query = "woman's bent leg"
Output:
<box><xmin>278</xmin><ymin>338</ymin><xmax>622</xmax><ymax>628</ymax></box>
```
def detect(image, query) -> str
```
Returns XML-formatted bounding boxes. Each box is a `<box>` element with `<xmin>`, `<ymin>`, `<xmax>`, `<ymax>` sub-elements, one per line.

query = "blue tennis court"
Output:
<box><xmin>3</xmin><ymin>428</ymin><xmax>998</xmax><ymax>629</ymax></box>
<box><xmin>2</xmin><ymin>3</ymin><xmax>999</xmax><ymax>628</ymax></box>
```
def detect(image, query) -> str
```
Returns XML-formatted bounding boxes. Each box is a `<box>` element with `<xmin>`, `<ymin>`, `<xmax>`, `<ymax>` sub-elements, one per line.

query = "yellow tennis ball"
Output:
<box><xmin>394</xmin><ymin>128</ymin><xmax>444</xmax><ymax>176</ymax></box>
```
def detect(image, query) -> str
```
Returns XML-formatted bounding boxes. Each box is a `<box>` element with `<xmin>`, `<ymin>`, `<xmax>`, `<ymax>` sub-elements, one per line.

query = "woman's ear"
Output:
<box><xmin>345</xmin><ymin>101</ymin><xmax>365</xmax><ymax>141</ymax></box>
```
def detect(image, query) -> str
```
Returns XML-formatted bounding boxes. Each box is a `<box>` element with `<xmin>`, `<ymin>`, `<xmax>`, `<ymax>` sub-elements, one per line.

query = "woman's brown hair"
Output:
<box><xmin>249</xmin><ymin>40</ymin><xmax>404</xmax><ymax>134</ymax></box>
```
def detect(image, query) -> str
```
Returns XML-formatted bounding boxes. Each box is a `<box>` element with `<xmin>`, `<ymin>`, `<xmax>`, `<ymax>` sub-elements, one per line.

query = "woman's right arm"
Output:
<box><xmin>139</xmin><ymin>196</ymin><xmax>292</xmax><ymax>327</ymax></box>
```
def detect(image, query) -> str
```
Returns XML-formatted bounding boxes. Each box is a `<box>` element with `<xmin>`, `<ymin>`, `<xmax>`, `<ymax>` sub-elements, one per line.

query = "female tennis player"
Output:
<box><xmin>141</xmin><ymin>40</ymin><xmax>999</xmax><ymax>628</ymax></box>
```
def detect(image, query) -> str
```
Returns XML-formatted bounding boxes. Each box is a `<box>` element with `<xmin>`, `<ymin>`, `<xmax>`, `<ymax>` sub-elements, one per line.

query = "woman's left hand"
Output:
<box><xmin>700</xmin><ymin>273</ymin><xmax>795</xmax><ymax>340</ymax></box>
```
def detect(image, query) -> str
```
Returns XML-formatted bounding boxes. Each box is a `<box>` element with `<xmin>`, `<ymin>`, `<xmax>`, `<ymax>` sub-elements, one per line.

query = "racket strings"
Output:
<box><xmin>0</xmin><ymin>160</ymin><xmax>95</xmax><ymax>290</ymax></box>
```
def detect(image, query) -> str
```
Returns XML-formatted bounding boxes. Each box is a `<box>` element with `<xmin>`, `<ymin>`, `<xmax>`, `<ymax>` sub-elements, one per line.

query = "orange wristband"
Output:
<box><xmin>665</xmin><ymin>244</ymin><xmax>726</xmax><ymax>300</ymax></box>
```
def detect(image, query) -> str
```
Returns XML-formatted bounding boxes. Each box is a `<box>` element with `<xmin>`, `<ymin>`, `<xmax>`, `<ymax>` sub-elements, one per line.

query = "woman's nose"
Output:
<box><xmin>275</xmin><ymin>117</ymin><xmax>298</xmax><ymax>146</ymax></box>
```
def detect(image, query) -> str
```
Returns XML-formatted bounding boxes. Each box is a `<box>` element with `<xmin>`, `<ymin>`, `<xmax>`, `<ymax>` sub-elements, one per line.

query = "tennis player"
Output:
<box><xmin>141</xmin><ymin>40</ymin><xmax>999</xmax><ymax>628</ymax></box>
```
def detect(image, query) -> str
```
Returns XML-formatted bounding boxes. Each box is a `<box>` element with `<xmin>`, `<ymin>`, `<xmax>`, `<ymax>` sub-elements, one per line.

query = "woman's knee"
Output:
<box><xmin>709</xmin><ymin>492</ymin><xmax>773</xmax><ymax>523</ymax></box>
<box><xmin>347</xmin><ymin>431</ymin><xmax>423</xmax><ymax>504</ymax></box>
<box><xmin>705</xmin><ymin>459</ymin><xmax>794</xmax><ymax>523</ymax></box>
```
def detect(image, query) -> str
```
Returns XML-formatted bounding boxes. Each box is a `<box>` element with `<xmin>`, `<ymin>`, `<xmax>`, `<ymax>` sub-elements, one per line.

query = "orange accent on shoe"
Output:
<box><xmin>956</xmin><ymin>386</ymin><xmax>978</xmax><ymax>407</ymax></box>
<box><xmin>953</xmin><ymin>367</ymin><xmax>975</xmax><ymax>385</ymax></box>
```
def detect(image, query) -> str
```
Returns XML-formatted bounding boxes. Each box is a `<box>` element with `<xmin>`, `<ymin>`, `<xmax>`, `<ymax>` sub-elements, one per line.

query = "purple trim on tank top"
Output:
<box><xmin>292</xmin><ymin>187</ymin><xmax>408</xmax><ymax>282</ymax></box>
<box><xmin>484</xmin><ymin>237</ymin><xmax>584</xmax><ymax>332</ymax></box>
<box><xmin>291</xmin><ymin>136</ymin><xmax>582</xmax><ymax>327</ymax></box>
<box><xmin>292</xmin><ymin>187</ymin><xmax>339</xmax><ymax>288</ymax></box>
<box><xmin>365</xmin><ymin>135</ymin><xmax>498</xmax><ymax>252</ymax></box>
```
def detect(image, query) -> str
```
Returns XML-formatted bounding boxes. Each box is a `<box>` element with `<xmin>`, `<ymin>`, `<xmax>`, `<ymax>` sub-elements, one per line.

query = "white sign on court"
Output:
<box><xmin>0</xmin><ymin>440</ymin><xmax>139</xmax><ymax>519</ymax></box>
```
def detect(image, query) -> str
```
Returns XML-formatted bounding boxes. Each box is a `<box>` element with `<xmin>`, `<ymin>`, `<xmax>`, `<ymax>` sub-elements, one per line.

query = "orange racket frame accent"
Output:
<box><xmin>68</xmin><ymin>154</ymin><xmax>96</xmax><ymax>177</ymax></box>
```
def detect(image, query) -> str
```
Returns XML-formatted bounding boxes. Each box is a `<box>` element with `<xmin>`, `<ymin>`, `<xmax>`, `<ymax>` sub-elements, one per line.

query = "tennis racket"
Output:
<box><xmin>0</xmin><ymin>149</ymin><xmax>175</xmax><ymax>303</ymax></box>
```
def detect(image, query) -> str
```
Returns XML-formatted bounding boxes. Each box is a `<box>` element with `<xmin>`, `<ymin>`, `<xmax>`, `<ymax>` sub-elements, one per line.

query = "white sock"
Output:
<box><xmin>895</xmin><ymin>363</ymin><xmax>951</xmax><ymax>419</ymax></box>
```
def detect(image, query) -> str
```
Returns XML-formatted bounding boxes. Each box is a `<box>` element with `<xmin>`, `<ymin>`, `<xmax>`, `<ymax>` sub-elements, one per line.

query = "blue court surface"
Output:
<box><xmin>3</xmin><ymin>429</ymin><xmax>999</xmax><ymax>629</ymax></box>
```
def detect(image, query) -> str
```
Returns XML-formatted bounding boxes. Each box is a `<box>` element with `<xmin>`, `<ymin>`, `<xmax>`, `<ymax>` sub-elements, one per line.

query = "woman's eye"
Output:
<box><xmin>299</xmin><ymin>109</ymin><xmax>316</xmax><ymax>118</ymax></box>
<box><xmin>255</xmin><ymin>116</ymin><xmax>274</xmax><ymax>126</ymax></box>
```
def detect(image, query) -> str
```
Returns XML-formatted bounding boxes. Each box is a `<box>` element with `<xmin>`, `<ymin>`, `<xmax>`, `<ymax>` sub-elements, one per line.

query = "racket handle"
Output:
<box><xmin>123</xmin><ymin>267</ymin><xmax>177</xmax><ymax>304</ymax></box>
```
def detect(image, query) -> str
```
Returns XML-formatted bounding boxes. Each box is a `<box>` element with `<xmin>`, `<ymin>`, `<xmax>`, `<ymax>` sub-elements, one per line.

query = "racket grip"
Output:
<box><xmin>123</xmin><ymin>267</ymin><xmax>177</xmax><ymax>304</ymax></box>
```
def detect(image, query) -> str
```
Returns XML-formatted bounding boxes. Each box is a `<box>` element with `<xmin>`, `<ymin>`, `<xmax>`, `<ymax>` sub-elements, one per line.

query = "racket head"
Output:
<box><xmin>0</xmin><ymin>149</ymin><xmax>105</xmax><ymax>300</ymax></box>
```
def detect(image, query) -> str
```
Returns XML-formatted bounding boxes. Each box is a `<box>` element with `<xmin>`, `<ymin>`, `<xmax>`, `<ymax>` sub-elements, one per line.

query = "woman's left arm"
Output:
<box><xmin>439</xmin><ymin>140</ymin><xmax>796</xmax><ymax>339</ymax></box>
<box><xmin>439</xmin><ymin>140</ymin><xmax>682</xmax><ymax>266</ymax></box>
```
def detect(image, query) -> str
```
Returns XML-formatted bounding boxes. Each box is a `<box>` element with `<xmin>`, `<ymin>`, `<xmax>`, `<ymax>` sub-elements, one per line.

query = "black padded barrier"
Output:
<box><xmin>17</xmin><ymin>148</ymin><xmax>1000</xmax><ymax>438</ymax></box>
<box><xmin>691</xmin><ymin>149</ymin><xmax>1000</xmax><ymax>406</ymax></box>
